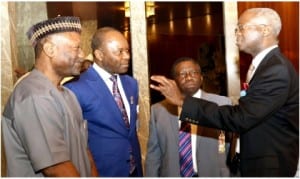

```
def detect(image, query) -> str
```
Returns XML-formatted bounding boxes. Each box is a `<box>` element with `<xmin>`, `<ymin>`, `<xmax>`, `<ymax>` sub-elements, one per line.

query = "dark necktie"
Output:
<box><xmin>179</xmin><ymin>121</ymin><xmax>195</xmax><ymax>177</ymax></box>
<box><xmin>110</xmin><ymin>75</ymin><xmax>130</xmax><ymax>128</ymax></box>
<box><xmin>110</xmin><ymin>75</ymin><xmax>136</xmax><ymax>174</ymax></box>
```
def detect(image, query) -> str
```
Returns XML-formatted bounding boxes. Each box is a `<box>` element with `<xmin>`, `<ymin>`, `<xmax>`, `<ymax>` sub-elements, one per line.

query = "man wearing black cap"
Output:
<box><xmin>2</xmin><ymin>16</ymin><xmax>98</xmax><ymax>177</ymax></box>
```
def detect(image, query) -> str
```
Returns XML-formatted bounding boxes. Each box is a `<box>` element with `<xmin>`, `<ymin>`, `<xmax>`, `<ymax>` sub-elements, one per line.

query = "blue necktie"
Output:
<box><xmin>179</xmin><ymin>121</ymin><xmax>195</xmax><ymax>177</ymax></box>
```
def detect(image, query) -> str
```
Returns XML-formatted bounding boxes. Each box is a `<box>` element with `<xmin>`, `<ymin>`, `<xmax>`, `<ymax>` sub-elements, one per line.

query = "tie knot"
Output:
<box><xmin>180</xmin><ymin>121</ymin><xmax>191</xmax><ymax>132</ymax></box>
<box><xmin>110</xmin><ymin>75</ymin><xmax>117</xmax><ymax>83</ymax></box>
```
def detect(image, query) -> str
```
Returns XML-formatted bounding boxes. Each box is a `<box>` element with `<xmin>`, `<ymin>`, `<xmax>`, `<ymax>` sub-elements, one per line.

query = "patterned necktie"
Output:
<box><xmin>110</xmin><ymin>75</ymin><xmax>136</xmax><ymax>174</ymax></box>
<box><xmin>110</xmin><ymin>75</ymin><xmax>130</xmax><ymax>128</ymax></box>
<box><xmin>246</xmin><ymin>63</ymin><xmax>255</xmax><ymax>83</ymax></box>
<box><xmin>179</xmin><ymin>121</ymin><xmax>195</xmax><ymax>177</ymax></box>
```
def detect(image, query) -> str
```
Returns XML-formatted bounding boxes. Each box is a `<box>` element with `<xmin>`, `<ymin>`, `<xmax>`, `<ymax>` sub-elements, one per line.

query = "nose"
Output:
<box><xmin>184</xmin><ymin>72</ymin><xmax>194</xmax><ymax>80</ymax></box>
<box><xmin>122</xmin><ymin>50</ymin><xmax>130</xmax><ymax>60</ymax></box>
<box><xmin>235</xmin><ymin>28</ymin><xmax>242</xmax><ymax>36</ymax></box>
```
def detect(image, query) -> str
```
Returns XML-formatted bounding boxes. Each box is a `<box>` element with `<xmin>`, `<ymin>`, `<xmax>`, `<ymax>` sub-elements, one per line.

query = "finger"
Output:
<box><xmin>149</xmin><ymin>84</ymin><xmax>159</xmax><ymax>90</ymax></box>
<box><xmin>151</xmin><ymin>75</ymin><xmax>173</xmax><ymax>87</ymax></box>
<box><xmin>151</xmin><ymin>76</ymin><xmax>168</xmax><ymax>88</ymax></box>
<box><xmin>150</xmin><ymin>75</ymin><xmax>164</xmax><ymax>84</ymax></box>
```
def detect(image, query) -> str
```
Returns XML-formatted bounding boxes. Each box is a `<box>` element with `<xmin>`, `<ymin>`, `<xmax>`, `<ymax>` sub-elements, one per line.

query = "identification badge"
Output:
<box><xmin>218</xmin><ymin>131</ymin><xmax>225</xmax><ymax>153</ymax></box>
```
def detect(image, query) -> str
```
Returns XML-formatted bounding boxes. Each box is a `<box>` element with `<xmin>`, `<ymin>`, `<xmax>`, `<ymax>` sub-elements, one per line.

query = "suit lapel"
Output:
<box><xmin>119</xmin><ymin>76</ymin><xmax>138</xmax><ymax>132</ymax></box>
<box><xmin>85</xmin><ymin>68</ymin><xmax>130</xmax><ymax>131</ymax></box>
<box><xmin>249</xmin><ymin>47</ymin><xmax>279</xmax><ymax>85</ymax></box>
<box><xmin>163</xmin><ymin>100</ymin><xmax>181</xmax><ymax>143</ymax></box>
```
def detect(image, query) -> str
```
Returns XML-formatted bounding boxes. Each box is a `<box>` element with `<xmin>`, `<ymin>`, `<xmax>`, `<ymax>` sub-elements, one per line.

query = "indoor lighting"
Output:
<box><xmin>124</xmin><ymin>1</ymin><xmax>130</xmax><ymax>17</ymax></box>
<box><xmin>146</xmin><ymin>2</ymin><xmax>155</xmax><ymax>18</ymax></box>
<box><xmin>124</xmin><ymin>1</ymin><xmax>155</xmax><ymax>18</ymax></box>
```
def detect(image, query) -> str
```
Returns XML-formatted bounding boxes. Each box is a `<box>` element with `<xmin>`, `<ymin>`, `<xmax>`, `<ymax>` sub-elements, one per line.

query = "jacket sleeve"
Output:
<box><xmin>180</xmin><ymin>60</ymin><xmax>293</xmax><ymax>133</ymax></box>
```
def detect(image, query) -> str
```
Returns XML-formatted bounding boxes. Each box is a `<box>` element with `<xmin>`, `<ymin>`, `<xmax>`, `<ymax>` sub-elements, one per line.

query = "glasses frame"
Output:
<box><xmin>176</xmin><ymin>70</ymin><xmax>201</xmax><ymax>79</ymax></box>
<box><xmin>235</xmin><ymin>24</ymin><xmax>268</xmax><ymax>34</ymax></box>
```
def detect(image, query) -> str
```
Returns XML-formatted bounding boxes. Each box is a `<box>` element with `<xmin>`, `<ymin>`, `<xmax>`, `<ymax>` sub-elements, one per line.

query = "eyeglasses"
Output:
<box><xmin>176</xmin><ymin>70</ymin><xmax>200</xmax><ymax>79</ymax></box>
<box><xmin>235</xmin><ymin>24</ymin><xmax>268</xmax><ymax>34</ymax></box>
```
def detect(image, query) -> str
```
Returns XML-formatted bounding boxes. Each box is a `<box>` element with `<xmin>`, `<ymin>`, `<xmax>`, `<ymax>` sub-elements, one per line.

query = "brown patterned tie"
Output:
<box><xmin>110</xmin><ymin>75</ymin><xmax>136</xmax><ymax>174</ymax></box>
<box><xmin>246</xmin><ymin>63</ymin><xmax>255</xmax><ymax>83</ymax></box>
<box><xmin>110</xmin><ymin>75</ymin><xmax>130</xmax><ymax>128</ymax></box>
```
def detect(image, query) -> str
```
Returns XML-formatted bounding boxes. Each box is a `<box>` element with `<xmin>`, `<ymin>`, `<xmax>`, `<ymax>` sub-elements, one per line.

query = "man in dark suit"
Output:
<box><xmin>65</xmin><ymin>27</ymin><xmax>142</xmax><ymax>177</ymax></box>
<box><xmin>145</xmin><ymin>57</ymin><xmax>233</xmax><ymax>177</ymax></box>
<box><xmin>150</xmin><ymin>8</ymin><xmax>299</xmax><ymax>177</ymax></box>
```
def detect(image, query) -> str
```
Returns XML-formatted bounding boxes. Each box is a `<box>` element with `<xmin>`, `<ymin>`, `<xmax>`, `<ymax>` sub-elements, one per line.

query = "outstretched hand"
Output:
<box><xmin>150</xmin><ymin>75</ymin><xmax>184</xmax><ymax>106</ymax></box>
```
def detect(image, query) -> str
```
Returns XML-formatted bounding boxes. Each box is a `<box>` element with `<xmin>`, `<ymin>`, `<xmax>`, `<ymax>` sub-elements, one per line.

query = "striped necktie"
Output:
<box><xmin>179</xmin><ymin>121</ymin><xmax>195</xmax><ymax>177</ymax></box>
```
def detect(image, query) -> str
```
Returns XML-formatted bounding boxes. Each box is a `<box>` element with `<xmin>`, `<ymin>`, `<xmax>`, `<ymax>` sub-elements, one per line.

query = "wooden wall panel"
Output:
<box><xmin>148</xmin><ymin>34</ymin><xmax>226</xmax><ymax>103</ymax></box>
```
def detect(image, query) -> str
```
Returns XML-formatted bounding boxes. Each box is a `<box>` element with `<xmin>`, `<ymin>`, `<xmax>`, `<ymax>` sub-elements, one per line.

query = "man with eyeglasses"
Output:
<box><xmin>145</xmin><ymin>57</ymin><xmax>235</xmax><ymax>177</ymax></box>
<box><xmin>150</xmin><ymin>8</ymin><xmax>298</xmax><ymax>177</ymax></box>
<box><xmin>65</xmin><ymin>27</ymin><xmax>143</xmax><ymax>177</ymax></box>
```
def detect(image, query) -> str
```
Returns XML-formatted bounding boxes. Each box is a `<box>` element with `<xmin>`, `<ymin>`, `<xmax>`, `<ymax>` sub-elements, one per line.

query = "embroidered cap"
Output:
<box><xmin>27</xmin><ymin>16</ymin><xmax>81</xmax><ymax>47</ymax></box>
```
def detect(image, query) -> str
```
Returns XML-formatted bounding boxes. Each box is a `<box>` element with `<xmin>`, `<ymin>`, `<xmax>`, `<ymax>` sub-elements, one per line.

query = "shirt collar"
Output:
<box><xmin>192</xmin><ymin>89</ymin><xmax>202</xmax><ymax>98</ymax></box>
<box><xmin>252</xmin><ymin>45</ymin><xmax>278</xmax><ymax>68</ymax></box>
<box><xmin>93</xmin><ymin>63</ymin><xmax>118</xmax><ymax>81</ymax></box>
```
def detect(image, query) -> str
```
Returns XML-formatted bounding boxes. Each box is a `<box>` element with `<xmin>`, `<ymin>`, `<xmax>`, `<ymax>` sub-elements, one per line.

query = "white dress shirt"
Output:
<box><xmin>250</xmin><ymin>45</ymin><xmax>278</xmax><ymax>79</ymax></box>
<box><xmin>178</xmin><ymin>89</ymin><xmax>202</xmax><ymax>173</ymax></box>
<box><xmin>93</xmin><ymin>63</ymin><xmax>131</xmax><ymax>122</ymax></box>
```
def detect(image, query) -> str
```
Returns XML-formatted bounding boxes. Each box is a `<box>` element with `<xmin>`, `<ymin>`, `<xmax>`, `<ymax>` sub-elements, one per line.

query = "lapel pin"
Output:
<box><xmin>130</xmin><ymin>96</ymin><xmax>134</xmax><ymax>104</ymax></box>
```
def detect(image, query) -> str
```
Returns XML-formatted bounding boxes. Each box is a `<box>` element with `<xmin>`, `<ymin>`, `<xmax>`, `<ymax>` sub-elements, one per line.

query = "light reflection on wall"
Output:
<box><xmin>169</xmin><ymin>11</ymin><xmax>173</xmax><ymax>21</ymax></box>
<box><xmin>151</xmin><ymin>23</ymin><xmax>156</xmax><ymax>33</ymax></box>
<box><xmin>148</xmin><ymin>23</ymin><xmax>157</xmax><ymax>41</ymax></box>
<box><xmin>169</xmin><ymin>10</ymin><xmax>174</xmax><ymax>33</ymax></box>
<box><xmin>187</xmin><ymin>5</ymin><xmax>191</xmax><ymax>17</ymax></box>
<box><xmin>187</xmin><ymin>18</ymin><xmax>192</xmax><ymax>33</ymax></box>
<box><xmin>205</xmin><ymin>14</ymin><xmax>212</xmax><ymax>32</ymax></box>
<box><xmin>169</xmin><ymin>20</ymin><xmax>174</xmax><ymax>33</ymax></box>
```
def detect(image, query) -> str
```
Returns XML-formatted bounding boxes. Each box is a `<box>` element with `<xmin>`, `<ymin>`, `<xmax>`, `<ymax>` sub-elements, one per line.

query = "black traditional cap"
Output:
<box><xmin>27</xmin><ymin>16</ymin><xmax>81</xmax><ymax>47</ymax></box>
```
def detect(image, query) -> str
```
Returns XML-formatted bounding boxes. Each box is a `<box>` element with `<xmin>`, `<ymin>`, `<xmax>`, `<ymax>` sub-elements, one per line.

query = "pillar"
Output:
<box><xmin>129</xmin><ymin>1</ymin><xmax>150</xmax><ymax>172</ymax></box>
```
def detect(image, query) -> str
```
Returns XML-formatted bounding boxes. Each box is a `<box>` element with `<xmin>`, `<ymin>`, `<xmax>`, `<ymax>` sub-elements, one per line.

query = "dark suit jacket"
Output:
<box><xmin>180</xmin><ymin>48</ymin><xmax>299</xmax><ymax>176</ymax></box>
<box><xmin>145</xmin><ymin>91</ymin><xmax>233</xmax><ymax>177</ymax></box>
<box><xmin>65</xmin><ymin>67</ymin><xmax>142</xmax><ymax>177</ymax></box>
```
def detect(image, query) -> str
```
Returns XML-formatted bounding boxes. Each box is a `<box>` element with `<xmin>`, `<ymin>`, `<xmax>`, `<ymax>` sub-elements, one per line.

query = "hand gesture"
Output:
<box><xmin>150</xmin><ymin>75</ymin><xmax>184</xmax><ymax>106</ymax></box>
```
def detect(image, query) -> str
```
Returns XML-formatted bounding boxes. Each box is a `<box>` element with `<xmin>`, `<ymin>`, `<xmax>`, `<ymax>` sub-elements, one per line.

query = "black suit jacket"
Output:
<box><xmin>180</xmin><ymin>48</ymin><xmax>299</xmax><ymax>176</ymax></box>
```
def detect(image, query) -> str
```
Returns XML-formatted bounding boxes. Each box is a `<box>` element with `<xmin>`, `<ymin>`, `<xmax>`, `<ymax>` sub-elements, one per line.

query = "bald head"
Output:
<box><xmin>236</xmin><ymin>8</ymin><xmax>282</xmax><ymax>56</ymax></box>
<box><xmin>91</xmin><ymin>27</ymin><xmax>121</xmax><ymax>52</ymax></box>
<box><xmin>91</xmin><ymin>27</ymin><xmax>130</xmax><ymax>74</ymax></box>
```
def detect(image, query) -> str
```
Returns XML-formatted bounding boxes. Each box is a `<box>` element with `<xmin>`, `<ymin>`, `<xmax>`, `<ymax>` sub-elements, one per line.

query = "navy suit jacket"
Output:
<box><xmin>65</xmin><ymin>67</ymin><xmax>142</xmax><ymax>177</ymax></box>
<box><xmin>180</xmin><ymin>48</ymin><xmax>299</xmax><ymax>176</ymax></box>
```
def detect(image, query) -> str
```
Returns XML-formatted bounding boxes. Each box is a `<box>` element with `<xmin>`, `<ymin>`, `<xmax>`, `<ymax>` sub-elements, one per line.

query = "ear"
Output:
<box><xmin>43</xmin><ymin>41</ymin><xmax>56</xmax><ymax>58</ymax></box>
<box><xmin>262</xmin><ymin>25</ymin><xmax>271</xmax><ymax>37</ymax></box>
<box><xmin>200</xmin><ymin>75</ymin><xmax>204</xmax><ymax>83</ymax></box>
<box><xmin>94</xmin><ymin>49</ymin><xmax>104</xmax><ymax>62</ymax></box>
